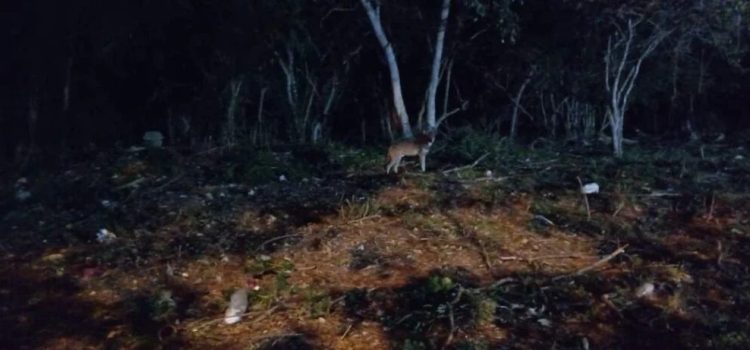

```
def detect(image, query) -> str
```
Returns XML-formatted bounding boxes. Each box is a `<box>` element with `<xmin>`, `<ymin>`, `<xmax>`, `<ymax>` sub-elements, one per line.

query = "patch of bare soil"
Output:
<box><xmin>2</xmin><ymin>142</ymin><xmax>750</xmax><ymax>349</ymax></box>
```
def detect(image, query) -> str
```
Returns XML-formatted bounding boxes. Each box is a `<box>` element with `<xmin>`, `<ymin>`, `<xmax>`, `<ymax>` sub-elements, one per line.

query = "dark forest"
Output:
<box><xmin>2</xmin><ymin>0</ymin><xmax>750</xmax><ymax>349</ymax></box>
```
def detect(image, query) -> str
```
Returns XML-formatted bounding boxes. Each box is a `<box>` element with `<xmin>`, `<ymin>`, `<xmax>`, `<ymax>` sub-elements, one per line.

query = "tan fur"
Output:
<box><xmin>385</xmin><ymin>133</ymin><xmax>434</xmax><ymax>174</ymax></box>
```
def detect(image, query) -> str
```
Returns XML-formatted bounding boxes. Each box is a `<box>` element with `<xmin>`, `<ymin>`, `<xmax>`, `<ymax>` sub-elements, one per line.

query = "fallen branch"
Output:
<box><xmin>340</xmin><ymin>323</ymin><xmax>354</xmax><ymax>340</ymax></box>
<box><xmin>601</xmin><ymin>293</ymin><xmax>623</xmax><ymax>319</ymax></box>
<box><xmin>258</xmin><ymin>234</ymin><xmax>300</xmax><ymax>251</ymax></box>
<box><xmin>475</xmin><ymin>238</ymin><xmax>493</xmax><ymax>272</ymax></box>
<box><xmin>457</xmin><ymin>176</ymin><xmax>506</xmax><ymax>184</ymax></box>
<box><xmin>442</xmin><ymin>286</ymin><xmax>465</xmax><ymax>350</ymax></box>
<box><xmin>706</xmin><ymin>192</ymin><xmax>715</xmax><ymax>220</ymax></box>
<box><xmin>552</xmin><ymin>245</ymin><xmax>628</xmax><ymax>281</ymax></box>
<box><xmin>442</xmin><ymin>153</ymin><xmax>490</xmax><ymax>175</ymax></box>
<box><xmin>148</xmin><ymin>173</ymin><xmax>185</xmax><ymax>193</ymax></box>
<box><xmin>533</xmin><ymin>214</ymin><xmax>555</xmax><ymax>226</ymax></box>
<box><xmin>347</xmin><ymin>214</ymin><xmax>381</xmax><ymax>224</ymax></box>
<box><xmin>249</xmin><ymin>332</ymin><xmax>303</xmax><ymax>348</ymax></box>
<box><xmin>498</xmin><ymin>253</ymin><xmax>587</xmax><ymax>262</ymax></box>
<box><xmin>612</xmin><ymin>201</ymin><xmax>625</xmax><ymax>217</ymax></box>
<box><xmin>115</xmin><ymin>177</ymin><xmax>146</xmax><ymax>191</ymax></box>
<box><xmin>190</xmin><ymin>305</ymin><xmax>279</xmax><ymax>333</ymax></box>
<box><xmin>636</xmin><ymin>191</ymin><xmax>682</xmax><ymax>198</ymax></box>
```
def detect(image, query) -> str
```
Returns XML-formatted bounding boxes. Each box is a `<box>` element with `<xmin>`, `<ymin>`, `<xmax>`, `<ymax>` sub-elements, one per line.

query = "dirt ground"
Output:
<box><xmin>2</xmin><ymin>139</ymin><xmax>750</xmax><ymax>349</ymax></box>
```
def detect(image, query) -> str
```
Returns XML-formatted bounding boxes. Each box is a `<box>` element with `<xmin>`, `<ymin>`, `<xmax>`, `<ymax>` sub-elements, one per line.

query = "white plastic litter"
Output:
<box><xmin>15</xmin><ymin>189</ymin><xmax>31</xmax><ymax>202</ymax></box>
<box><xmin>581</xmin><ymin>182</ymin><xmax>600</xmax><ymax>194</ymax></box>
<box><xmin>96</xmin><ymin>228</ymin><xmax>117</xmax><ymax>243</ymax></box>
<box><xmin>15</xmin><ymin>178</ymin><xmax>31</xmax><ymax>202</ymax></box>
<box><xmin>143</xmin><ymin>131</ymin><xmax>164</xmax><ymax>148</ymax></box>
<box><xmin>224</xmin><ymin>288</ymin><xmax>249</xmax><ymax>325</ymax></box>
<box><xmin>635</xmin><ymin>282</ymin><xmax>656</xmax><ymax>298</ymax></box>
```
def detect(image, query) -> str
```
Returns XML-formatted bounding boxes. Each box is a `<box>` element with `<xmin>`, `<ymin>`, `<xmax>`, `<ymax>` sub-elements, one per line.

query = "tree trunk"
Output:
<box><xmin>277</xmin><ymin>47</ymin><xmax>302</xmax><ymax>140</ymax></box>
<box><xmin>510</xmin><ymin>75</ymin><xmax>531</xmax><ymax>140</ymax></box>
<box><xmin>603</xmin><ymin>19</ymin><xmax>669</xmax><ymax>157</ymax></box>
<box><xmin>223</xmin><ymin>78</ymin><xmax>243</xmax><ymax>147</ymax></box>
<box><xmin>254</xmin><ymin>87</ymin><xmax>267</xmax><ymax>146</ymax></box>
<box><xmin>360</xmin><ymin>0</ymin><xmax>412</xmax><ymax>138</ymax></box>
<box><xmin>425</xmin><ymin>0</ymin><xmax>451</xmax><ymax>131</ymax></box>
<box><xmin>609</xmin><ymin>107</ymin><xmax>624</xmax><ymax>157</ymax></box>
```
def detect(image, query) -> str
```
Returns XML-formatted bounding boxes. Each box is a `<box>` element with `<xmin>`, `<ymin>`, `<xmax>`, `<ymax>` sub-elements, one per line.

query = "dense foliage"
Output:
<box><xmin>2</xmin><ymin>0</ymin><xmax>748</xmax><ymax>160</ymax></box>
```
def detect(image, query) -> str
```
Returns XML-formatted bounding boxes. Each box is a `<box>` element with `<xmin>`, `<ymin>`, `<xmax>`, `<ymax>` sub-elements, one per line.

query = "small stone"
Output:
<box><xmin>635</xmin><ymin>282</ymin><xmax>656</xmax><ymax>298</ymax></box>
<box><xmin>537</xmin><ymin>318</ymin><xmax>552</xmax><ymax>327</ymax></box>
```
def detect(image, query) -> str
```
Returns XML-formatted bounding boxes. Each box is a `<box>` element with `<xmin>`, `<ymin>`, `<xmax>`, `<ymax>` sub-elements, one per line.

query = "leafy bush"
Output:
<box><xmin>325</xmin><ymin>142</ymin><xmax>384</xmax><ymax>172</ymax></box>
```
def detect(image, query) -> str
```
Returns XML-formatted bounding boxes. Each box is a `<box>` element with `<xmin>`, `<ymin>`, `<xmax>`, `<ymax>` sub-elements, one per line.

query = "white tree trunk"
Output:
<box><xmin>510</xmin><ymin>74</ymin><xmax>531</xmax><ymax>140</ymax></box>
<box><xmin>277</xmin><ymin>47</ymin><xmax>301</xmax><ymax>139</ymax></box>
<box><xmin>604</xmin><ymin>19</ymin><xmax>669</xmax><ymax>157</ymax></box>
<box><xmin>425</xmin><ymin>0</ymin><xmax>451</xmax><ymax>131</ymax></box>
<box><xmin>360</xmin><ymin>0</ymin><xmax>412</xmax><ymax>138</ymax></box>
<box><xmin>222</xmin><ymin>77</ymin><xmax>243</xmax><ymax>146</ymax></box>
<box><xmin>253</xmin><ymin>87</ymin><xmax>267</xmax><ymax>146</ymax></box>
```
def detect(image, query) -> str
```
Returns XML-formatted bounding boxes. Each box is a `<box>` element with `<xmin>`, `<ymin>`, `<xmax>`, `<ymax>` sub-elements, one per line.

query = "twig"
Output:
<box><xmin>442</xmin><ymin>153</ymin><xmax>490</xmax><ymax>175</ymax></box>
<box><xmin>442</xmin><ymin>286</ymin><xmax>465</xmax><ymax>350</ymax></box>
<box><xmin>258</xmin><ymin>234</ymin><xmax>300</xmax><ymax>250</ymax></box>
<box><xmin>533</xmin><ymin>214</ymin><xmax>555</xmax><ymax>226</ymax></box>
<box><xmin>148</xmin><ymin>173</ymin><xmax>185</xmax><ymax>193</ymax></box>
<box><xmin>552</xmin><ymin>245</ymin><xmax>628</xmax><ymax>281</ymax></box>
<box><xmin>327</xmin><ymin>296</ymin><xmax>346</xmax><ymax>314</ymax></box>
<box><xmin>442</xmin><ymin>304</ymin><xmax>456</xmax><ymax>350</ymax></box>
<box><xmin>612</xmin><ymin>201</ymin><xmax>625</xmax><ymax>217</ymax></box>
<box><xmin>517</xmin><ymin>159</ymin><xmax>558</xmax><ymax>169</ymax></box>
<box><xmin>195</xmin><ymin>146</ymin><xmax>225</xmax><ymax>155</ymax></box>
<box><xmin>601</xmin><ymin>294</ymin><xmax>623</xmax><ymax>319</ymax></box>
<box><xmin>498</xmin><ymin>253</ymin><xmax>587</xmax><ymax>262</ymax></box>
<box><xmin>457</xmin><ymin>176</ymin><xmax>506</xmax><ymax>184</ymax></box>
<box><xmin>122</xmin><ymin>173</ymin><xmax>186</xmax><ymax>204</ymax></box>
<box><xmin>706</xmin><ymin>192</ymin><xmax>715</xmax><ymax>220</ymax></box>
<box><xmin>190</xmin><ymin>305</ymin><xmax>279</xmax><ymax>332</ymax></box>
<box><xmin>394</xmin><ymin>313</ymin><xmax>414</xmax><ymax>326</ymax></box>
<box><xmin>249</xmin><ymin>332</ymin><xmax>303</xmax><ymax>349</ymax></box>
<box><xmin>636</xmin><ymin>191</ymin><xmax>682</xmax><ymax>197</ymax></box>
<box><xmin>476</xmin><ymin>238</ymin><xmax>493</xmax><ymax>272</ymax></box>
<box><xmin>340</xmin><ymin>323</ymin><xmax>353</xmax><ymax>340</ymax></box>
<box><xmin>577</xmin><ymin>176</ymin><xmax>591</xmax><ymax>221</ymax></box>
<box><xmin>347</xmin><ymin>214</ymin><xmax>381</xmax><ymax>224</ymax></box>
<box><xmin>115</xmin><ymin>177</ymin><xmax>146</xmax><ymax>191</ymax></box>
<box><xmin>573</xmin><ymin>245</ymin><xmax>627</xmax><ymax>275</ymax></box>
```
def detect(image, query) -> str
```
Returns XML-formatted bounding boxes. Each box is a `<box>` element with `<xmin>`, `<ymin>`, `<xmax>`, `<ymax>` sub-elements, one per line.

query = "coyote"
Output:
<box><xmin>385</xmin><ymin>132</ymin><xmax>435</xmax><ymax>174</ymax></box>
